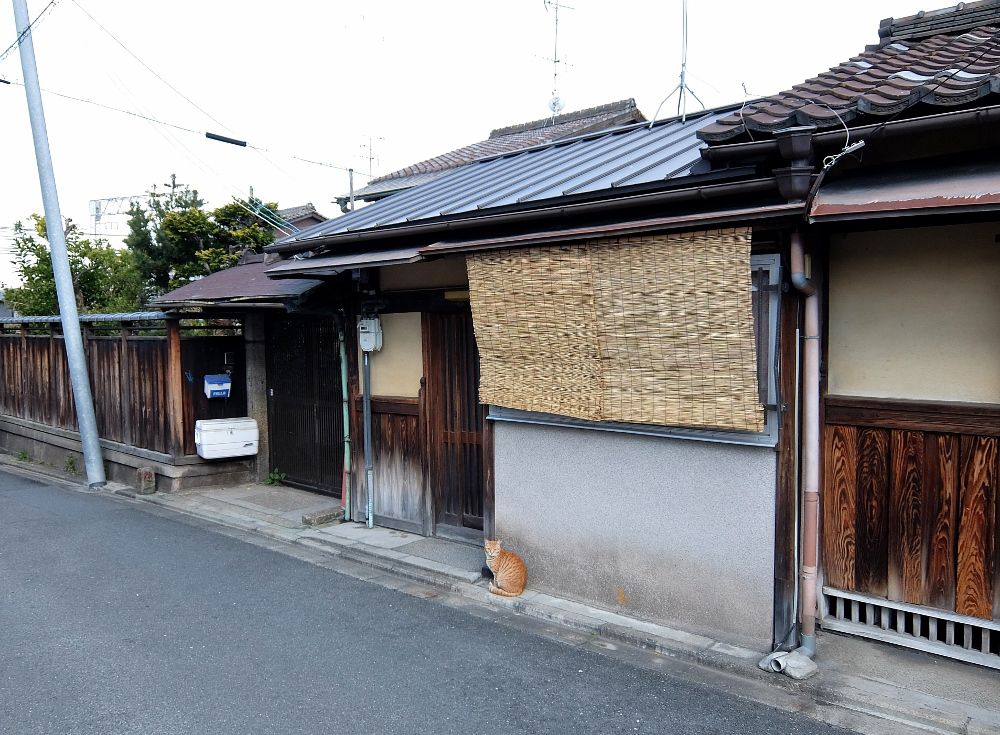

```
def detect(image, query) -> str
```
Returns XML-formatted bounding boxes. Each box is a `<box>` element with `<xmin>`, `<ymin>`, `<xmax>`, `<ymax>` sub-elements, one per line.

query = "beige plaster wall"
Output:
<box><xmin>379</xmin><ymin>256</ymin><xmax>468</xmax><ymax>291</ymax></box>
<box><xmin>364</xmin><ymin>312</ymin><xmax>423</xmax><ymax>397</ymax></box>
<box><xmin>828</xmin><ymin>223</ymin><xmax>1000</xmax><ymax>403</ymax></box>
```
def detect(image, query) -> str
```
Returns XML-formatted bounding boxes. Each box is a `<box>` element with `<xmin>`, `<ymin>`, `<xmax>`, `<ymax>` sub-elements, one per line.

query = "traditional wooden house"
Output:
<box><xmin>262</xmin><ymin>1</ymin><xmax>1000</xmax><ymax>665</ymax></box>
<box><xmin>266</xmin><ymin>103</ymin><xmax>793</xmax><ymax>650</ymax></box>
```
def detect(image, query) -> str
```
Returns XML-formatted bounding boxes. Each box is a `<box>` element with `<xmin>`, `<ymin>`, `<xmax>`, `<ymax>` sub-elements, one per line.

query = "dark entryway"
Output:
<box><xmin>423</xmin><ymin>311</ymin><xmax>485</xmax><ymax>541</ymax></box>
<box><xmin>266</xmin><ymin>317</ymin><xmax>344</xmax><ymax>496</ymax></box>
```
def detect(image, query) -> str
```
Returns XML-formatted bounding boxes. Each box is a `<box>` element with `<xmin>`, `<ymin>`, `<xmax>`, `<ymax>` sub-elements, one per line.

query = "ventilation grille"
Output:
<box><xmin>821</xmin><ymin>587</ymin><xmax>1000</xmax><ymax>670</ymax></box>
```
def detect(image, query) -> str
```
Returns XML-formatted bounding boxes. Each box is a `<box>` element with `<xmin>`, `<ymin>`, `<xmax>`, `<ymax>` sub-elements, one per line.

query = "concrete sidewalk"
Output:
<box><xmin>3</xmin><ymin>456</ymin><xmax>998</xmax><ymax>735</ymax></box>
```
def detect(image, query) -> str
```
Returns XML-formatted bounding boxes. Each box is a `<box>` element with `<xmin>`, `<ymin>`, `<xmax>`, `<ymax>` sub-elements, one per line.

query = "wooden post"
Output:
<box><xmin>120</xmin><ymin>324</ymin><xmax>134</xmax><ymax>446</ymax></box>
<box><xmin>46</xmin><ymin>323</ymin><xmax>55</xmax><ymax>426</ymax></box>
<box><xmin>165</xmin><ymin>318</ymin><xmax>185</xmax><ymax>457</ymax></box>
<box><xmin>482</xmin><ymin>415</ymin><xmax>495</xmax><ymax>540</ymax></box>
<box><xmin>18</xmin><ymin>323</ymin><xmax>28</xmax><ymax>421</ymax></box>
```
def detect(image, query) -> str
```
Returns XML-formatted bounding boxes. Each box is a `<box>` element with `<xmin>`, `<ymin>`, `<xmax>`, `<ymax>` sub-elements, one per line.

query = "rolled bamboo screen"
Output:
<box><xmin>466</xmin><ymin>228</ymin><xmax>763</xmax><ymax>432</ymax></box>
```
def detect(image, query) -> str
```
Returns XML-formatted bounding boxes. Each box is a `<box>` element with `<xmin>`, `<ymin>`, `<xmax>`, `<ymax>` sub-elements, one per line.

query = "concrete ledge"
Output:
<box><xmin>0</xmin><ymin>417</ymin><xmax>253</xmax><ymax>491</ymax></box>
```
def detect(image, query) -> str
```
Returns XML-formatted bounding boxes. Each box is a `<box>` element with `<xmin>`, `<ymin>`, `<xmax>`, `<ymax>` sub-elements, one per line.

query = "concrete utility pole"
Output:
<box><xmin>13</xmin><ymin>0</ymin><xmax>105</xmax><ymax>488</ymax></box>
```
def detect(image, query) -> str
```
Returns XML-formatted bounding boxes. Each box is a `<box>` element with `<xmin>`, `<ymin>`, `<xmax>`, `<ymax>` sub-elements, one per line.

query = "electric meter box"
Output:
<box><xmin>204</xmin><ymin>373</ymin><xmax>232</xmax><ymax>399</ymax></box>
<box><xmin>194</xmin><ymin>418</ymin><xmax>258</xmax><ymax>460</ymax></box>
<box><xmin>358</xmin><ymin>317</ymin><xmax>383</xmax><ymax>352</ymax></box>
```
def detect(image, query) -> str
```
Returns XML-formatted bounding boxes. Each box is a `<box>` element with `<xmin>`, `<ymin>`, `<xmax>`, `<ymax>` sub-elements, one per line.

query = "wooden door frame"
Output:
<box><xmin>420</xmin><ymin>308</ymin><xmax>493</xmax><ymax>544</ymax></box>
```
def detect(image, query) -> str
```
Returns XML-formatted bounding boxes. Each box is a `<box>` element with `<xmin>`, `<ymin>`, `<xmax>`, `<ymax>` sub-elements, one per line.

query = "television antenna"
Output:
<box><xmin>649</xmin><ymin>0</ymin><xmax>704</xmax><ymax>126</ymax></box>
<box><xmin>543</xmin><ymin>0</ymin><xmax>573</xmax><ymax>118</ymax></box>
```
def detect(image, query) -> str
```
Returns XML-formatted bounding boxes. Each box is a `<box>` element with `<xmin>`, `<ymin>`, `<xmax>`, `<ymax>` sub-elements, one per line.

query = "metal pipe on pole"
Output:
<box><xmin>362</xmin><ymin>351</ymin><xmax>374</xmax><ymax>529</ymax></box>
<box><xmin>12</xmin><ymin>0</ymin><xmax>105</xmax><ymax>488</ymax></box>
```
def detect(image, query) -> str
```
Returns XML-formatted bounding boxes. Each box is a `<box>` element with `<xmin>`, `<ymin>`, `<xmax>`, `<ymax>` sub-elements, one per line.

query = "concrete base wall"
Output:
<box><xmin>494</xmin><ymin>422</ymin><xmax>777</xmax><ymax>649</ymax></box>
<box><xmin>0</xmin><ymin>418</ymin><xmax>253</xmax><ymax>492</ymax></box>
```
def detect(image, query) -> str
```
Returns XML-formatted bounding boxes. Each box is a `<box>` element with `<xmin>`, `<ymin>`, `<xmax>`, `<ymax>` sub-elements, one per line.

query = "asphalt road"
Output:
<box><xmin>0</xmin><ymin>470</ymin><xmax>854</xmax><ymax>735</ymax></box>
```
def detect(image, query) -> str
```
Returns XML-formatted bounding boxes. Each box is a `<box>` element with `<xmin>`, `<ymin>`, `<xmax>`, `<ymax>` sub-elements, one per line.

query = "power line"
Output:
<box><xmin>68</xmin><ymin>0</ymin><xmax>232</xmax><ymax>133</ymax></box>
<box><xmin>0</xmin><ymin>0</ymin><xmax>58</xmax><ymax>64</ymax></box>
<box><xmin>6</xmin><ymin>79</ymin><xmax>202</xmax><ymax>134</ymax></box>
<box><xmin>2</xmin><ymin>79</ymin><xmax>373</xmax><ymax>176</ymax></box>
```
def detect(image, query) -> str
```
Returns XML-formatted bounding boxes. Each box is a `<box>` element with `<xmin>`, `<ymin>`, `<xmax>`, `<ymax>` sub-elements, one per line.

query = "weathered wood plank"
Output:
<box><xmin>771</xmin><ymin>284</ymin><xmax>798</xmax><ymax>649</ymax></box>
<box><xmin>825</xmin><ymin>395</ymin><xmax>1000</xmax><ymax>437</ymax></box>
<box><xmin>956</xmin><ymin>435</ymin><xmax>996</xmax><ymax>619</ymax></box>
<box><xmin>888</xmin><ymin>430</ymin><xmax>926</xmax><ymax>604</ymax></box>
<box><xmin>372</xmin><ymin>412</ymin><xmax>423</xmax><ymax>524</ymax></box>
<box><xmin>923</xmin><ymin>433</ymin><xmax>959</xmax><ymax>610</ymax></box>
<box><xmin>165</xmin><ymin>320</ymin><xmax>185</xmax><ymax>457</ymax></box>
<box><xmin>823</xmin><ymin>424</ymin><xmax>858</xmax><ymax>591</ymax></box>
<box><xmin>855</xmin><ymin>428</ymin><xmax>889</xmax><ymax>596</ymax></box>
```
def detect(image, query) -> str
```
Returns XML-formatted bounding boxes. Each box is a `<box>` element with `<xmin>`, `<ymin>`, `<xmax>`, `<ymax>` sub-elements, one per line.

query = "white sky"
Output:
<box><xmin>1</xmin><ymin>0</ymin><xmax>921</xmax><ymax>286</ymax></box>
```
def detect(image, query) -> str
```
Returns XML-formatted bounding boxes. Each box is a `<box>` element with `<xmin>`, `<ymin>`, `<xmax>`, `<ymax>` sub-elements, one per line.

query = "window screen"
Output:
<box><xmin>467</xmin><ymin>228</ymin><xmax>764</xmax><ymax>433</ymax></box>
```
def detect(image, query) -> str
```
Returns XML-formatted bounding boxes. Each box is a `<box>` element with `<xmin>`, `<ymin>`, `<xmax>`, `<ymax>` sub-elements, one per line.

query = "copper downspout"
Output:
<box><xmin>790</xmin><ymin>231</ymin><xmax>819</xmax><ymax>658</ymax></box>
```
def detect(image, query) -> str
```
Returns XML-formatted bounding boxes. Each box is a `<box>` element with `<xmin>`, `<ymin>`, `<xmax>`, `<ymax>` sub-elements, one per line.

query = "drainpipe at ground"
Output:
<box><xmin>760</xmin><ymin>231</ymin><xmax>820</xmax><ymax>680</ymax></box>
<box><xmin>791</xmin><ymin>231</ymin><xmax>820</xmax><ymax>659</ymax></box>
<box><xmin>338</xmin><ymin>317</ymin><xmax>352</xmax><ymax>522</ymax></box>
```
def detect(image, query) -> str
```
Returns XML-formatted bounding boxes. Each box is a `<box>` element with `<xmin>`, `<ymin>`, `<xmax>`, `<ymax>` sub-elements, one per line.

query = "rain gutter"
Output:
<box><xmin>701</xmin><ymin>105</ymin><xmax>1000</xmax><ymax>163</ymax></box>
<box><xmin>266</xmin><ymin>178</ymin><xmax>779</xmax><ymax>254</ymax></box>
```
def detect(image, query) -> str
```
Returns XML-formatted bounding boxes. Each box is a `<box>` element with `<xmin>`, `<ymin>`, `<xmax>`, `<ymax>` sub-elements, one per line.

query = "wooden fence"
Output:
<box><xmin>0</xmin><ymin>318</ymin><xmax>246</xmax><ymax>458</ymax></box>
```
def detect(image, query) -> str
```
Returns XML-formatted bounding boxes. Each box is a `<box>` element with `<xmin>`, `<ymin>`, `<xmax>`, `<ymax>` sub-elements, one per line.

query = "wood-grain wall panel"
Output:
<box><xmin>824</xmin><ymin>400</ymin><xmax>999</xmax><ymax>621</ymax></box>
<box><xmin>823</xmin><ymin>424</ymin><xmax>857</xmax><ymax>590</ymax></box>
<box><xmin>855</xmin><ymin>428</ymin><xmax>889</xmax><ymax>596</ymax></box>
<box><xmin>956</xmin><ymin>435</ymin><xmax>996</xmax><ymax>619</ymax></box>
<box><xmin>923</xmin><ymin>433</ymin><xmax>959</xmax><ymax>610</ymax></box>
<box><xmin>888</xmin><ymin>430</ymin><xmax>926</xmax><ymax>604</ymax></box>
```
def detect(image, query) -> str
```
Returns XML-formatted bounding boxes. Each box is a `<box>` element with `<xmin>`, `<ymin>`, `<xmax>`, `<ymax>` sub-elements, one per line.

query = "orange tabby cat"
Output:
<box><xmin>484</xmin><ymin>539</ymin><xmax>527</xmax><ymax>597</ymax></box>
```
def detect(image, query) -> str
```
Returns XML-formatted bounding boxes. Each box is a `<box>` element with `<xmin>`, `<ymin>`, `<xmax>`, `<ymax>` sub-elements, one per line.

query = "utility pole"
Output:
<box><xmin>12</xmin><ymin>0</ymin><xmax>105</xmax><ymax>488</ymax></box>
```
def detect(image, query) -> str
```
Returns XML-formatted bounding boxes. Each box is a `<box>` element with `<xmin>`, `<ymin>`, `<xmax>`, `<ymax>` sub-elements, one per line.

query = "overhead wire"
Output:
<box><xmin>0</xmin><ymin>0</ymin><xmax>58</xmax><ymax>65</ymax></box>
<box><xmin>4</xmin><ymin>0</ymin><xmax>370</xmax><ymax>184</ymax></box>
<box><xmin>68</xmin><ymin>0</ymin><xmax>232</xmax><ymax>133</ymax></box>
<box><xmin>2</xmin><ymin>78</ymin><xmax>372</xmax><ymax>177</ymax></box>
<box><xmin>66</xmin><ymin>0</ymin><xmax>299</xmax><ymax>182</ymax></box>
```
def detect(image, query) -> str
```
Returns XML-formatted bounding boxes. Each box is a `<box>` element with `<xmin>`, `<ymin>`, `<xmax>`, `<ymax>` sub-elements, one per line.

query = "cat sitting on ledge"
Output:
<box><xmin>484</xmin><ymin>538</ymin><xmax>527</xmax><ymax>597</ymax></box>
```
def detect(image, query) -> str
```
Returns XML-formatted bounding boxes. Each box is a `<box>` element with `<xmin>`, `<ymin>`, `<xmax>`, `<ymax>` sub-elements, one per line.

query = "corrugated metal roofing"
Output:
<box><xmin>276</xmin><ymin>107</ymin><xmax>734</xmax><ymax>249</ymax></box>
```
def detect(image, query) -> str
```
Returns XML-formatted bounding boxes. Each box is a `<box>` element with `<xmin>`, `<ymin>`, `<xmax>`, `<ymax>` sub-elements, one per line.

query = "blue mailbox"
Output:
<box><xmin>204</xmin><ymin>373</ymin><xmax>232</xmax><ymax>399</ymax></box>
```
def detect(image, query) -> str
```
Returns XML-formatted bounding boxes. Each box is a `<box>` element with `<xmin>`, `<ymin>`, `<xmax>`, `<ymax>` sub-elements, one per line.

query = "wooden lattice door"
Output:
<box><xmin>423</xmin><ymin>311</ymin><xmax>485</xmax><ymax>538</ymax></box>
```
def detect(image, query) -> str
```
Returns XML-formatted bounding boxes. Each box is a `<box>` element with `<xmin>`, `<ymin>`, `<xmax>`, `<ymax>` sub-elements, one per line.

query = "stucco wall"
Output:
<box><xmin>366</xmin><ymin>312</ymin><xmax>423</xmax><ymax>397</ymax></box>
<box><xmin>494</xmin><ymin>421</ymin><xmax>777</xmax><ymax>649</ymax></box>
<box><xmin>828</xmin><ymin>223</ymin><xmax>1000</xmax><ymax>403</ymax></box>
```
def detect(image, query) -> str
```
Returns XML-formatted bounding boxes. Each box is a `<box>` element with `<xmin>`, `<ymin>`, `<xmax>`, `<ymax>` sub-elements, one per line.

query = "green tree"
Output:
<box><xmin>4</xmin><ymin>215</ymin><xmax>143</xmax><ymax>316</ymax></box>
<box><xmin>124</xmin><ymin>175</ymin><xmax>277</xmax><ymax>295</ymax></box>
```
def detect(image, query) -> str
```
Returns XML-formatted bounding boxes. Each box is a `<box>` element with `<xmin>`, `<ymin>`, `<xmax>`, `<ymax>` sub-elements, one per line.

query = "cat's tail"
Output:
<box><xmin>489</xmin><ymin>584</ymin><xmax>523</xmax><ymax>598</ymax></box>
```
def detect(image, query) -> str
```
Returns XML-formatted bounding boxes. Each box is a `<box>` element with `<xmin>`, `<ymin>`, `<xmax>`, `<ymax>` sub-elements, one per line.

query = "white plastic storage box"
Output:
<box><xmin>194</xmin><ymin>418</ymin><xmax>258</xmax><ymax>459</ymax></box>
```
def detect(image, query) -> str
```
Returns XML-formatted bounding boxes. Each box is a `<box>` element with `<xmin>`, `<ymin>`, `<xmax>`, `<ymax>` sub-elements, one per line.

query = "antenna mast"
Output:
<box><xmin>649</xmin><ymin>0</ymin><xmax>704</xmax><ymax>126</ymax></box>
<box><xmin>543</xmin><ymin>0</ymin><xmax>573</xmax><ymax>118</ymax></box>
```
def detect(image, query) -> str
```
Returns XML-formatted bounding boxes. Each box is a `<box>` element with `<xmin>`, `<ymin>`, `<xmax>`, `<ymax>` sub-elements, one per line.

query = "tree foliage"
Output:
<box><xmin>125</xmin><ymin>175</ymin><xmax>277</xmax><ymax>294</ymax></box>
<box><xmin>4</xmin><ymin>215</ymin><xmax>144</xmax><ymax>316</ymax></box>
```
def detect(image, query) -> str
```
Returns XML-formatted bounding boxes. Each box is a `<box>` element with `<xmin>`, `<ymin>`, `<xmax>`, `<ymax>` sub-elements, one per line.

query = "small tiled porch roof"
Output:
<box><xmin>698</xmin><ymin>1</ymin><xmax>1000</xmax><ymax>142</ymax></box>
<box><xmin>155</xmin><ymin>253</ymin><xmax>321</xmax><ymax>307</ymax></box>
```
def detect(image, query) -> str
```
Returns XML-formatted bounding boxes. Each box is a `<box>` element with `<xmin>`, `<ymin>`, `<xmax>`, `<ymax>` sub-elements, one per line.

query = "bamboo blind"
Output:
<box><xmin>466</xmin><ymin>228</ymin><xmax>764</xmax><ymax>432</ymax></box>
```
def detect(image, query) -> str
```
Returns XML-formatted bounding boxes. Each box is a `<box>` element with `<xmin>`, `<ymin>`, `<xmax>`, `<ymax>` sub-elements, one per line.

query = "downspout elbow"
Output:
<box><xmin>789</xmin><ymin>231</ymin><xmax>815</xmax><ymax>297</ymax></box>
<box><xmin>790</xmin><ymin>271</ymin><xmax>815</xmax><ymax>297</ymax></box>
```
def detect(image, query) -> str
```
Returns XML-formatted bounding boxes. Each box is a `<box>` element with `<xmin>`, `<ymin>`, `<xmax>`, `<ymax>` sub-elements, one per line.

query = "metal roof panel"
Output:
<box><xmin>273</xmin><ymin>107</ymin><xmax>736</xmax><ymax>249</ymax></box>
